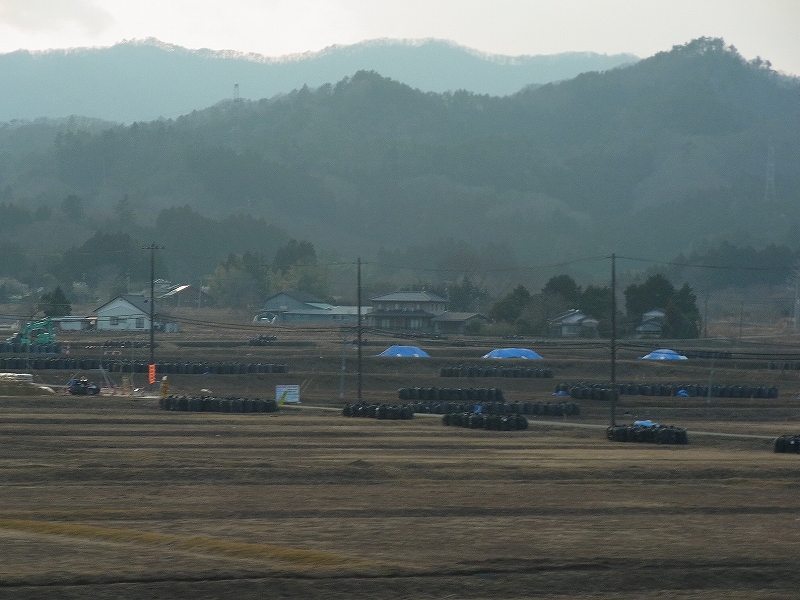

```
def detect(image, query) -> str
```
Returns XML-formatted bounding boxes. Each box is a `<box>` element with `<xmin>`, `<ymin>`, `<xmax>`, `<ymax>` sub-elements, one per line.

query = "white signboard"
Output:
<box><xmin>276</xmin><ymin>384</ymin><xmax>300</xmax><ymax>404</ymax></box>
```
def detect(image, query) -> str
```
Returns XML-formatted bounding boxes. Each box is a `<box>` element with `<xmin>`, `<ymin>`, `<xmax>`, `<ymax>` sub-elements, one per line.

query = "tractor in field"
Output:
<box><xmin>65</xmin><ymin>377</ymin><xmax>101</xmax><ymax>396</ymax></box>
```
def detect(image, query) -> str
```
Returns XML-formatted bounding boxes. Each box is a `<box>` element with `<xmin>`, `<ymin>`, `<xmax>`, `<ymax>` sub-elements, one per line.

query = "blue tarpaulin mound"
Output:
<box><xmin>482</xmin><ymin>347</ymin><xmax>543</xmax><ymax>359</ymax></box>
<box><xmin>376</xmin><ymin>345</ymin><xmax>430</xmax><ymax>357</ymax></box>
<box><xmin>639</xmin><ymin>348</ymin><xmax>687</xmax><ymax>360</ymax></box>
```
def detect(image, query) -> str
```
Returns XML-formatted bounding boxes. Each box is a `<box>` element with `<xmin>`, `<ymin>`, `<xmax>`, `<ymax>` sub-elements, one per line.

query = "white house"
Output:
<box><xmin>548</xmin><ymin>309</ymin><xmax>599</xmax><ymax>338</ymax></box>
<box><xmin>92</xmin><ymin>294</ymin><xmax>178</xmax><ymax>332</ymax></box>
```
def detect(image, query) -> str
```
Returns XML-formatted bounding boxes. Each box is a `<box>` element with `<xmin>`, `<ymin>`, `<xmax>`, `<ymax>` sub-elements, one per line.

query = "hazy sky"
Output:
<box><xmin>0</xmin><ymin>0</ymin><xmax>797</xmax><ymax>74</ymax></box>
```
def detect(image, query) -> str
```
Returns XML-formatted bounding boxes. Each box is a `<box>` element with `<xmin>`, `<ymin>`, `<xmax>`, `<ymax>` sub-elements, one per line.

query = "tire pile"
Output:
<box><xmin>398</xmin><ymin>387</ymin><xmax>505</xmax><ymax>402</ymax></box>
<box><xmin>773</xmin><ymin>435</ymin><xmax>800</xmax><ymax>453</ymax></box>
<box><xmin>442</xmin><ymin>411</ymin><xmax>528</xmax><ymax>431</ymax></box>
<box><xmin>440</xmin><ymin>365</ymin><xmax>553</xmax><ymax>378</ymax></box>
<box><xmin>556</xmin><ymin>381</ymin><xmax>779</xmax><ymax>399</ymax></box>
<box><xmin>606</xmin><ymin>424</ymin><xmax>688</xmax><ymax>444</ymax></box>
<box><xmin>160</xmin><ymin>395</ymin><xmax>279</xmax><ymax>413</ymax></box>
<box><xmin>341</xmin><ymin>402</ymin><xmax>414</xmax><ymax>420</ymax></box>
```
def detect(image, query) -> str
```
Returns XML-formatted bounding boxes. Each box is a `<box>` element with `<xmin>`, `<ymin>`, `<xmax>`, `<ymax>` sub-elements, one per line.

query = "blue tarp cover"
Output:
<box><xmin>482</xmin><ymin>347</ymin><xmax>543</xmax><ymax>359</ymax></box>
<box><xmin>376</xmin><ymin>345</ymin><xmax>430</xmax><ymax>357</ymax></box>
<box><xmin>639</xmin><ymin>348</ymin><xmax>688</xmax><ymax>360</ymax></box>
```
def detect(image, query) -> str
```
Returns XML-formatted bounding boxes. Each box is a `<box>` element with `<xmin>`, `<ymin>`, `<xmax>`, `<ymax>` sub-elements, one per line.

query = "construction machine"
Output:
<box><xmin>6</xmin><ymin>317</ymin><xmax>57</xmax><ymax>346</ymax></box>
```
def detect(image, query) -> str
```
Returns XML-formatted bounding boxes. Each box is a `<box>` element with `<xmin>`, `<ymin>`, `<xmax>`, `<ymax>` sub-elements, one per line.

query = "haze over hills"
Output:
<box><xmin>0</xmin><ymin>38</ymin><xmax>638</xmax><ymax>123</ymax></box>
<box><xmin>0</xmin><ymin>37</ymin><xmax>797</xmax><ymax>293</ymax></box>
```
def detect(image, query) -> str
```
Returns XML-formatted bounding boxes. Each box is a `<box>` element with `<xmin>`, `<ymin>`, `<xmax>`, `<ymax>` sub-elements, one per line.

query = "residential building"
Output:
<box><xmin>368</xmin><ymin>291</ymin><xmax>448</xmax><ymax>332</ymax></box>
<box><xmin>255</xmin><ymin>291</ymin><xmax>369</xmax><ymax>325</ymax></box>
<box><xmin>548</xmin><ymin>309</ymin><xmax>599</xmax><ymax>338</ymax></box>
<box><xmin>92</xmin><ymin>294</ymin><xmax>178</xmax><ymax>332</ymax></box>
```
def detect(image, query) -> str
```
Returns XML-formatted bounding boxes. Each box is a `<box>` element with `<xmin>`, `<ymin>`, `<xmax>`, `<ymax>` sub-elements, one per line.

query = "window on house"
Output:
<box><xmin>135</xmin><ymin>317</ymin><xmax>144</xmax><ymax>329</ymax></box>
<box><xmin>110</xmin><ymin>316</ymin><xmax>119</xmax><ymax>326</ymax></box>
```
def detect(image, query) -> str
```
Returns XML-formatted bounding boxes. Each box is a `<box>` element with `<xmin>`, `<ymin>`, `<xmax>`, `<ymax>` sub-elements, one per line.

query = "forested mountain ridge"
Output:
<box><xmin>0</xmin><ymin>38</ymin><xmax>798</xmax><ymax>291</ymax></box>
<box><xmin>0</xmin><ymin>38</ymin><xmax>638</xmax><ymax>123</ymax></box>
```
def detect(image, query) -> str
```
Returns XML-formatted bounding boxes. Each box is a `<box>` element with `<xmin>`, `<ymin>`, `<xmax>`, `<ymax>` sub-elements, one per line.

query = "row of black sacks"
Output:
<box><xmin>0</xmin><ymin>356</ymin><xmax>287</xmax><ymax>375</ymax></box>
<box><xmin>160</xmin><ymin>395</ymin><xmax>280</xmax><ymax>413</ymax></box>
<box><xmin>408</xmin><ymin>400</ymin><xmax>580</xmax><ymax>417</ymax></box>
<box><xmin>342</xmin><ymin>402</ymin><xmax>414</xmax><ymax>420</ymax></box>
<box><xmin>398</xmin><ymin>387</ymin><xmax>505</xmax><ymax>402</ymax></box>
<box><xmin>0</xmin><ymin>342</ymin><xmax>61</xmax><ymax>354</ymax></box>
<box><xmin>769</xmin><ymin>362</ymin><xmax>800</xmax><ymax>371</ymax></box>
<box><xmin>773</xmin><ymin>435</ymin><xmax>800</xmax><ymax>453</ymax></box>
<box><xmin>440</xmin><ymin>366</ymin><xmax>554</xmax><ymax>378</ymax></box>
<box><xmin>443</xmin><ymin>412</ymin><xmax>529</xmax><ymax>431</ymax></box>
<box><xmin>606</xmin><ymin>424</ymin><xmax>689</xmax><ymax>444</ymax></box>
<box><xmin>340</xmin><ymin>402</ymin><xmax>532</xmax><ymax>430</ymax></box>
<box><xmin>556</xmin><ymin>382</ymin><xmax>779</xmax><ymax>399</ymax></box>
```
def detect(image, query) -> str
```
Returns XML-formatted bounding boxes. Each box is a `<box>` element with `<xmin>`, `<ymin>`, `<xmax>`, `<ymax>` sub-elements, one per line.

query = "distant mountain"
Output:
<box><xmin>0</xmin><ymin>38</ymin><xmax>797</xmax><ymax>287</ymax></box>
<box><xmin>0</xmin><ymin>38</ymin><xmax>638</xmax><ymax>122</ymax></box>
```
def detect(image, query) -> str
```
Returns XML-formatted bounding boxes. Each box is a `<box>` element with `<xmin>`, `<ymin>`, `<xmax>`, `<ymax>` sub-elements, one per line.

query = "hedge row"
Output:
<box><xmin>773</xmin><ymin>435</ymin><xmax>800</xmax><ymax>453</ymax></box>
<box><xmin>556</xmin><ymin>381</ymin><xmax>779</xmax><ymax>399</ymax></box>
<box><xmin>342</xmin><ymin>402</ymin><xmax>414</xmax><ymax>420</ymax></box>
<box><xmin>0</xmin><ymin>356</ymin><xmax>287</xmax><ymax>375</ymax></box>
<box><xmin>443</xmin><ymin>412</ymin><xmax>528</xmax><ymax>431</ymax></box>
<box><xmin>407</xmin><ymin>400</ymin><xmax>579</xmax><ymax>417</ymax></box>
<box><xmin>606</xmin><ymin>424</ymin><xmax>688</xmax><ymax>444</ymax></box>
<box><xmin>399</xmin><ymin>387</ymin><xmax>504</xmax><ymax>402</ymax></box>
<box><xmin>440</xmin><ymin>365</ymin><xmax>553</xmax><ymax>378</ymax></box>
<box><xmin>160</xmin><ymin>395</ymin><xmax>279</xmax><ymax>413</ymax></box>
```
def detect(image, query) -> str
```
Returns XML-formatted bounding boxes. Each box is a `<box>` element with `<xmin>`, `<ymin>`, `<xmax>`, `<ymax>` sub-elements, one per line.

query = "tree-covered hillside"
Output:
<box><xmin>0</xmin><ymin>38</ymin><xmax>797</xmax><ymax>294</ymax></box>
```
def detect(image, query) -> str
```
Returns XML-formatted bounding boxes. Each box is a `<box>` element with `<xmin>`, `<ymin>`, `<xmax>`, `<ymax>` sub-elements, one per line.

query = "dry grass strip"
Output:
<box><xmin>0</xmin><ymin>519</ymin><xmax>384</xmax><ymax>571</ymax></box>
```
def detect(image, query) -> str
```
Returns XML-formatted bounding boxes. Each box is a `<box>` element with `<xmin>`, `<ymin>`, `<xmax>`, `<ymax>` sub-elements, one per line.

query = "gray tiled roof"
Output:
<box><xmin>370</xmin><ymin>291</ymin><xmax>447</xmax><ymax>303</ymax></box>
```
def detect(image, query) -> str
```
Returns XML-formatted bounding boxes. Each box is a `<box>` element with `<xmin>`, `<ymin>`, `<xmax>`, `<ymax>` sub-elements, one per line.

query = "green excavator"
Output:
<box><xmin>6</xmin><ymin>317</ymin><xmax>57</xmax><ymax>346</ymax></box>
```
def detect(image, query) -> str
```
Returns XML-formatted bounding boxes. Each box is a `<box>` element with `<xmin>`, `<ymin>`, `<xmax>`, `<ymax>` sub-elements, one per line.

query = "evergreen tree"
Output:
<box><xmin>489</xmin><ymin>285</ymin><xmax>532</xmax><ymax>324</ymax></box>
<box><xmin>38</xmin><ymin>286</ymin><xmax>71</xmax><ymax>317</ymax></box>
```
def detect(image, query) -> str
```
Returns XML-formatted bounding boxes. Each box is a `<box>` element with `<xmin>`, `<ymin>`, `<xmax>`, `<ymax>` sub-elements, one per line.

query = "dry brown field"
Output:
<box><xmin>2</xmin><ymin>323</ymin><xmax>800</xmax><ymax>598</ymax></box>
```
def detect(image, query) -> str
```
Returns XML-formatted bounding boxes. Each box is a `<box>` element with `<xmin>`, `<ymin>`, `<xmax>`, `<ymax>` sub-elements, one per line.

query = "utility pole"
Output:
<box><xmin>357</xmin><ymin>258</ymin><xmax>362</xmax><ymax>402</ymax></box>
<box><xmin>142</xmin><ymin>243</ymin><xmax>164</xmax><ymax>381</ymax></box>
<box><xmin>610</xmin><ymin>253</ymin><xmax>617</xmax><ymax>427</ymax></box>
